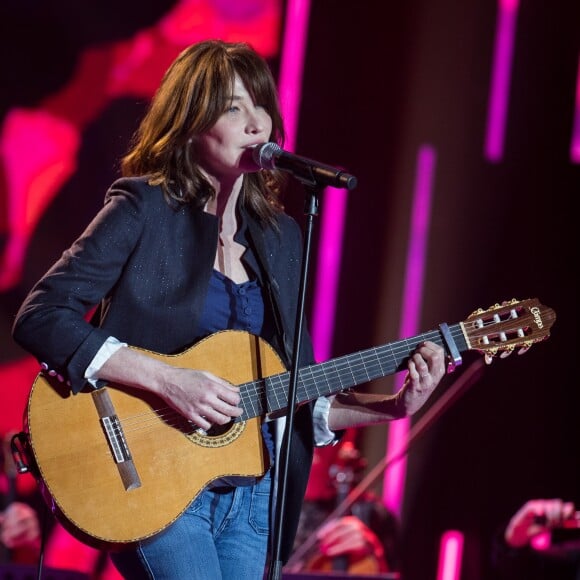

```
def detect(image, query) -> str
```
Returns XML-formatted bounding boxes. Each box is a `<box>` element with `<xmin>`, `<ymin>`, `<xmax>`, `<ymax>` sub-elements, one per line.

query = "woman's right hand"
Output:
<box><xmin>97</xmin><ymin>346</ymin><xmax>243</xmax><ymax>432</ymax></box>
<box><xmin>160</xmin><ymin>366</ymin><xmax>243</xmax><ymax>432</ymax></box>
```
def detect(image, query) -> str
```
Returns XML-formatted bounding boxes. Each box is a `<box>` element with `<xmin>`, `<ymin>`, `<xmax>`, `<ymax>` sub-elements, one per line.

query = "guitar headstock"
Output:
<box><xmin>462</xmin><ymin>298</ymin><xmax>556</xmax><ymax>361</ymax></box>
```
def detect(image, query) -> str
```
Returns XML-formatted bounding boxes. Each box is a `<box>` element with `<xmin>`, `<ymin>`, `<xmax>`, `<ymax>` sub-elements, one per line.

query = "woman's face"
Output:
<box><xmin>196</xmin><ymin>74</ymin><xmax>272</xmax><ymax>180</ymax></box>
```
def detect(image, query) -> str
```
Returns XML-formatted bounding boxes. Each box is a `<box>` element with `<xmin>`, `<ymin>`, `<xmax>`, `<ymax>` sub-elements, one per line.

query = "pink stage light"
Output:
<box><xmin>311</xmin><ymin>188</ymin><xmax>349</xmax><ymax>362</ymax></box>
<box><xmin>383</xmin><ymin>145</ymin><xmax>437</xmax><ymax>516</ymax></box>
<box><xmin>278</xmin><ymin>1</ymin><xmax>352</xmax><ymax>364</ymax></box>
<box><xmin>278</xmin><ymin>0</ymin><xmax>311</xmax><ymax>152</ymax></box>
<box><xmin>277</xmin><ymin>1</ymin><xmax>352</xmax><ymax>364</ymax></box>
<box><xmin>437</xmin><ymin>530</ymin><xmax>465</xmax><ymax>580</ymax></box>
<box><xmin>484</xmin><ymin>0</ymin><xmax>520</xmax><ymax>162</ymax></box>
<box><xmin>570</xmin><ymin>54</ymin><xmax>580</xmax><ymax>163</ymax></box>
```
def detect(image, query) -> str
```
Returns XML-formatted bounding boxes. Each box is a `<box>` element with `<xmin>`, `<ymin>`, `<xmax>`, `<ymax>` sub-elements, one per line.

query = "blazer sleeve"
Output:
<box><xmin>12</xmin><ymin>179</ymin><xmax>146</xmax><ymax>393</ymax></box>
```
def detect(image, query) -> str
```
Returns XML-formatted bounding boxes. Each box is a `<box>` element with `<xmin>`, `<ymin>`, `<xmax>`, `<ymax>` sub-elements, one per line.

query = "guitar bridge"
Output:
<box><xmin>92</xmin><ymin>389</ymin><xmax>142</xmax><ymax>491</ymax></box>
<box><xmin>101</xmin><ymin>415</ymin><xmax>132</xmax><ymax>463</ymax></box>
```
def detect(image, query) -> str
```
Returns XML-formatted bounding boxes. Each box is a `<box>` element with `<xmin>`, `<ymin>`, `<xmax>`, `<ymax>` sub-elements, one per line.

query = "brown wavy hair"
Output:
<box><xmin>121</xmin><ymin>39</ymin><xmax>286</xmax><ymax>222</ymax></box>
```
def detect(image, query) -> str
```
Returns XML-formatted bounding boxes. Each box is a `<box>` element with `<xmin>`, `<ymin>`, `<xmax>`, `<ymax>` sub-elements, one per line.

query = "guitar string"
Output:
<box><xmin>122</xmin><ymin>308</ymin><xmax>542</xmax><ymax>434</ymax></box>
<box><xmin>110</xmin><ymin>306</ymin><xmax>544</xmax><ymax>439</ymax></box>
<box><xmin>115</xmin><ymin>327</ymin><xmax>448</xmax><ymax>435</ymax></box>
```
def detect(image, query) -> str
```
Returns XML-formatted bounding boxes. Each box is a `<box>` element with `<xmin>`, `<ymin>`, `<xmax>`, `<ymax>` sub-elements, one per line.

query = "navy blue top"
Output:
<box><xmin>194</xmin><ymin>270</ymin><xmax>267</xmax><ymax>340</ymax></box>
<box><xmin>195</xmin><ymin>269</ymin><xmax>275</xmax><ymax>459</ymax></box>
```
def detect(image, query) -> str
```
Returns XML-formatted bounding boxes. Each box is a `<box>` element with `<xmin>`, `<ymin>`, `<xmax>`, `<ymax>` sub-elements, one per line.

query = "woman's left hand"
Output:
<box><xmin>398</xmin><ymin>340</ymin><xmax>446</xmax><ymax>416</ymax></box>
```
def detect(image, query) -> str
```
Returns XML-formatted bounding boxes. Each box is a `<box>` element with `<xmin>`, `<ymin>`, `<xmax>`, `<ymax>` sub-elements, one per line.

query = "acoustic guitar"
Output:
<box><xmin>22</xmin><ymin>298</ymin><xmax>555</xmax><ymax>548</ymax></box>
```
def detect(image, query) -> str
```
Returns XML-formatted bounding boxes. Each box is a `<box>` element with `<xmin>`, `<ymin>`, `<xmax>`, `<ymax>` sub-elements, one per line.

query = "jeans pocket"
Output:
<box><xmin>248</xmin><ymin>475</ymin><xmax>271</xmax><ymax>535</ymax></box>
<box><xmin>185</xmin><ymin>493</ymin><xmax>204</xmax><ymax>515</ymax></box>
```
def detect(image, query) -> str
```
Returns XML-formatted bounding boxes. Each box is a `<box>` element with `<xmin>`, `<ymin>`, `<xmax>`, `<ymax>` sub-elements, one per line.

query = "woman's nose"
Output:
<box><xmin>247</xmin><ymin>110</ymin><xmax>267</xmax><ymax>134</ymax></box>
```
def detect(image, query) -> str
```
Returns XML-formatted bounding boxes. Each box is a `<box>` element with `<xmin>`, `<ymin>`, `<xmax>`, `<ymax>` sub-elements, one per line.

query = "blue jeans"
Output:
<box><xmin>110</xmin><ymin>470</ymin><xmax>272</xmax><ymax>579</ymax></box>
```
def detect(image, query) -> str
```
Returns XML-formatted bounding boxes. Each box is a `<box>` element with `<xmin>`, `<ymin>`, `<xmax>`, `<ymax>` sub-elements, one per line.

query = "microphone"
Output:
<box><xmin>252</xmin><ymin>142</ymin><xmax>357</xmax><ymax>190</ymax></box>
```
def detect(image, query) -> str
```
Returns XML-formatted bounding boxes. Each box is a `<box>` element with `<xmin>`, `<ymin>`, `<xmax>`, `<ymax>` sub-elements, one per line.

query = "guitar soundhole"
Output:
<box><xmin>205</xmin><ymin>423</ymin><xmax>230</xmax><ymax>437</ymax></box>
<box><xmin>186</xmin><ymin>420</ymin><xmax>246</xmax><ymax>448</ymax></box>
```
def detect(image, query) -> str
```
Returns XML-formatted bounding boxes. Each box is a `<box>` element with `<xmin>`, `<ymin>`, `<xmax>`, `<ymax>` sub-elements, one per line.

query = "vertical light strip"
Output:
<box><xmin>278</xmin><ymin>0</ymin><xmax>311</xmax><ymax>152</ymax></box>
<box><xmin>383</xmin><ymin>145</ymin><xmax>437</xmax><ymax>516</ymax></box>
<box><xmin>278</xmin><ymin>0</ymin><xmax>349</xmax><ymax>363</ymax></box>
<box><xmin>310</xmin><ymin>188</ymin><xmax>348</xmax><ymax>361</ymax></box>
<box><xmin>484</xmin><ymin>0</ymin><xmax>519</xmax><ymax>162</ymax></box>
<box><xmin>436</xmin><ymin>531</ymin><xmax>464</xmax><ymax>580</ymax></box>
<box><xmin>570</xmin><ymin>54</ymin><xmax>580</xmax><ymax>163</ymax></box>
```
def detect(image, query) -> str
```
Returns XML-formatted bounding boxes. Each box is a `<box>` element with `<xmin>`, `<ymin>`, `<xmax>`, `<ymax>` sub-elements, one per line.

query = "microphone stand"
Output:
<box><xmin>266</xmin><ymin>182</ymin><xmax>321</xmax><ymax>580</ymax></box>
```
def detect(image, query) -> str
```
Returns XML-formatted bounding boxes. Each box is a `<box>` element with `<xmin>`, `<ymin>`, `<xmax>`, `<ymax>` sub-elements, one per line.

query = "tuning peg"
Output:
<box><xmin>517</xmin><ymin>346</ymin><xmax>531</xmax><ymax>355</ymax></box>
<box><xmin>485</xmin><ymin>353</ymin><xmax>494</xmax><ymax>365</ymax></box>
<box><xmin>499</xmin><ymin>350</ymin><xmax>513</xmax><ymax>359</ymax></box>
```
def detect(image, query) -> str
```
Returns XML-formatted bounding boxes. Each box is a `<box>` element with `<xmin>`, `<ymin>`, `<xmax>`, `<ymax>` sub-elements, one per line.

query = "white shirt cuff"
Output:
<box><xmin>312</xmin><ymin>396</ymin><xmax>338</xmax><ymax>446</ymax></box>
<box><xmin>84</xmin><ymin>336</ymin><xmax>127</xmax><ymax>387</ymax></box>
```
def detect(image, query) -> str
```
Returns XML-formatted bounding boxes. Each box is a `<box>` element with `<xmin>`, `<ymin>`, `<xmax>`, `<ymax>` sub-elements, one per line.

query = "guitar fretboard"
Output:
<box><xmin>236</xmin><ymin>323</ymin><xmax>468</xmax><ymax>421</ymax></box>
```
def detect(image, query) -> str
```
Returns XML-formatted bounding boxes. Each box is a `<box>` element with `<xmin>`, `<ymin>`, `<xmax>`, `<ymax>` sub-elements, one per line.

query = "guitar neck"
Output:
<box><xmin>237</xmin><ymin>323</ymin><xmax>467</xmax><ymax>421</ymax></box>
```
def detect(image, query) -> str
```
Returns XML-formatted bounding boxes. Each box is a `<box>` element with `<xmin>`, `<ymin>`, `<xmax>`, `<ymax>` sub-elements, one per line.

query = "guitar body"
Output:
<box><xmin>26</xmin><ymin>330</ymin><xmax>284</xmax><ymax>546</ymax></box>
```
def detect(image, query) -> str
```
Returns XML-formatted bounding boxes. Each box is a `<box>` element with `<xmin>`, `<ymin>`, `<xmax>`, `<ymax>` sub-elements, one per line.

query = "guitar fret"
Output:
<box><xmin>349</xmin><ymin>351</ymin><xmax>373</xmax><ymax>384</ymax></box>
<box><xmin>267</xmin><ymin>373</ymin><xmax>287</xmax><ymax>414</ymax></box>
<box><xmin>300</xmin><ymin>365</ymin><xmax>320</xmax><ymax>400</ymax></box>
<box><xmin>357</xmin><ymin>350</ymin><xmax>373</xmax><ymax>383</ymax></box>
<box><xmin>244</xmin><ymin>390</ymin><xmax>259</xmax><ymax>420</ymax></box>
<box><xmin>242</xmin><ymin>378</ymin><xmax>265</xmax><ymax>420</ymax></box>
<box><xmin>367</xmin><ymin>347</ymin><xmax>393</xmax><ymax>381</ymax></box>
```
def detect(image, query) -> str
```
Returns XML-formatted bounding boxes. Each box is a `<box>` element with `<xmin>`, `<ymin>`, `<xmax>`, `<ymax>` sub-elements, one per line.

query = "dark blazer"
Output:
<box><xmin>12</xmin><ymin>175</ymin><xmax>315</xmax><ymax>561</ymax></box>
